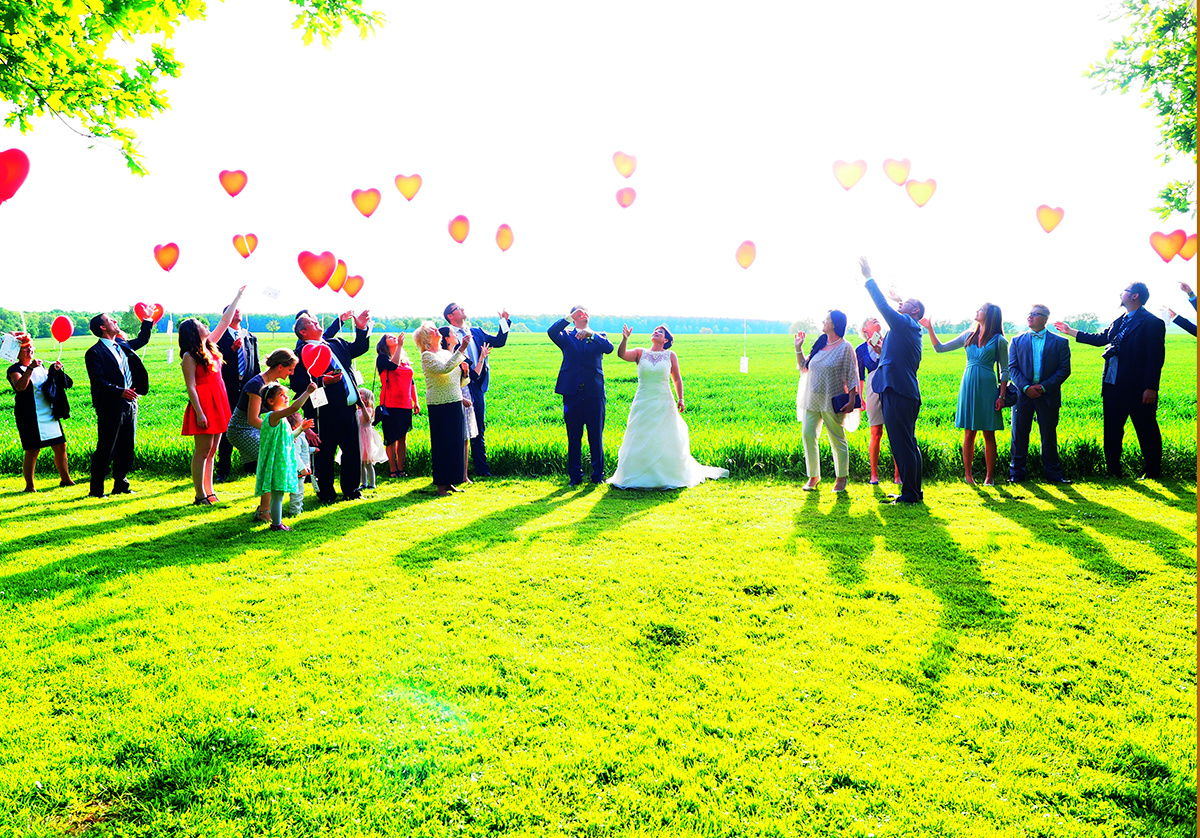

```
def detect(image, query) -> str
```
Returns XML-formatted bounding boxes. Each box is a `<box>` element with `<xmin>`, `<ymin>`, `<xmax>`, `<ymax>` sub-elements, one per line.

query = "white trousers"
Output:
<box><xmin>802</xmin><ymin>409</ymin><xmax>849</xmax><ymax>479</ymax></box>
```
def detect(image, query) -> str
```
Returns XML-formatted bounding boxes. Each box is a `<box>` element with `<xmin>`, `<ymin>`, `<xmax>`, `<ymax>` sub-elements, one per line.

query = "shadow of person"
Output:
<box><xmin>794</xmin><ymin>489</ymin><xmax>877</xmax><ymax>587</ymax></box>
<box><xmin>1122</xmin><ymin>478</ymin><xmax>1197</xmax><ymax>513</ymax></box>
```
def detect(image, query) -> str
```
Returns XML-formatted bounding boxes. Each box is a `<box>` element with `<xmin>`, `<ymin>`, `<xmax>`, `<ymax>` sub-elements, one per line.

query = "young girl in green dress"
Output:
<box><xmin>255</xmin><ymin>381</ymin><xmax>317</xmax><ymax>531</ymax></box>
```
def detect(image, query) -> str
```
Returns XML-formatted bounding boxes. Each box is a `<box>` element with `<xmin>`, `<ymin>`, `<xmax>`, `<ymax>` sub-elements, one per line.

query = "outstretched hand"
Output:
<box><xmin>1181</xmin><ymin>281</ymin><xmax>1194</xmax><ymax>297</ymax></box>
<box><xmin>354</xmin><ymin>310</ymin><xmax>371</xmax><ymax>330</ymax></box>
<box><xmin>622</xmin><ymin>324</ymin><xmax>632</xmax><ymax>339</ymax></box>
<box><xmin>1053</xmin><ymin>320</ymin><xmax>1077</xmax><ymax>337</ymax></box>
<box><xmin>794</xmin><ymin>332</ymin><xmax>806</xmax><ymax>351</ymax></box>
<box><xmin>858</xmin><ymin>256</ymin><xmax>872</xmax><ymax>279</ymax></box>
<box><xmin>918</xmin><ymin>317</ymin><xmax>933</xmax><ymax>332</ymax></box>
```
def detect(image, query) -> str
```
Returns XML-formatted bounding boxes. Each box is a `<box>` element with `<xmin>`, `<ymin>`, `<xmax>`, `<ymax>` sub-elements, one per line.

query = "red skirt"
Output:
<box><xmin>182</xmin><ymin>361</ymin><xmax>232</xmax><ymax>435</ymax></box>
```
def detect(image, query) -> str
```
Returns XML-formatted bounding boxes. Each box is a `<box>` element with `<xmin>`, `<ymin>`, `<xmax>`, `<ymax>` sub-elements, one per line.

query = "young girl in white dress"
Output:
<box><xmin>356</xmin><ymin>387</ymin><xmax>388</xmax><ymax>489</ymax></box>
<box><xmin>608</xmin><ymin>324</ymin><xmax>729</xmax><ymax>490</ymax></box>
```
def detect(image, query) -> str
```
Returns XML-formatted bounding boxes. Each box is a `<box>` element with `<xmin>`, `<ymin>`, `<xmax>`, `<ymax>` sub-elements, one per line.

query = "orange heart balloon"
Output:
<box><xmin>151</xmin><ymin>303</ymin><xmax>164</xmax><ymax>323</ymax></box>
<box><xmin>245</xmin><ymin>233</ymin><xmax>258</xmax><ymax>254</ymax></box>
<box><xmin>219</xmin><ymin>170</ymin><xmax>248</xmax><ymax>197</ymax></box>
<box><xmin>832</xmin><ymin>160</ymin><xmax>867</xmax><ymax>190</ymax></box>
<box><xmin>616</xmin><ymin>187</ymin><xmax>636</xmax><ymax>208</ymax></box>
<box><xmin>297</xmin><ymin>250</ymin><xmax>337</xmax><ymax>288</ymax></box>
<box><xmin>1149</xmin><ymin>230</ymin><xmax>1187</xmax><ymax>262</ymax></box>
<box><xmin>343</xmin><ymin>275</ymin><xmax>364</xmax><ymax>298</ymax></box>
<box><xmin>327</xmin><ymin>259</ymin><xmax>348</xmax><ymax>292</ymax></box>
<box><xmin>904</xmin><ymin>179</ymin><xmax>937</xmax><ymax>208</ymax></box>
<box><xmin>1036</xmin><ymin>205</ymin><xmax>1065</xmax><ymax>233</ymax></box>
<box><xmin>448</xmin><ymin>215</ymin><xmax>470</xmax><ymax>243</ymax></box>
<box><xmin>154</xmin><ymin>242</ymin><xmax>179</xmax><ymax>272</ymax></box>
<box><xmin>882</xmin><ymin>158</ymin><xmax>911</xmax><ymax>185</ymax></box>
<box><xmin>613</xmin><ymin>152</ymin><xmax>637</xmax><ymax>178</ymax></box>
<box><xmin>395</xmin><ymin>174</ymin><xmax>422</xmax><ymax>201</ymax></box>
<box><xmin>352</xmin><ymin>188</ymin><xmax>381</xmax><ymax>218</ymax></box>
<box><xmin>735</xmin><ymin>241</ymin><xmax>756</xmax><ymax>269</ymax></box>
<box><xmin>233</xmin><ymin>235</ymin><xmax>250</xmax><ymax>258</ymax></box>
<box><xmin>1180</xmin><ymin>234</ymin><xmax>1197</xmax><ymax>261</ymax></box>
<box><xmin>496</xmin><ymin>224</ymin><xmax>514</xmax><ymax>252</ymax></box>
<box><xmin>133</xmin><ymin>302</ymin><xmax>152</xmax><ymax>321</ymax></box>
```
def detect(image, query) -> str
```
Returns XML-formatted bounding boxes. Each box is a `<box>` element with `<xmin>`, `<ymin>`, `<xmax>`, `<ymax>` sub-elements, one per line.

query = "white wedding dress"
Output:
<box><xmin>608</xmin><ymin>349</ymin><xmax>730</xmax><ymax>490</ymax></box>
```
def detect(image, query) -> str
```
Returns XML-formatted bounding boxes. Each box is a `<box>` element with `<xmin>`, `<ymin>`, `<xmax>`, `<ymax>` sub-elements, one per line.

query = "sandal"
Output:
<box><xmin>269</xmin><ymin>523</ymin><xmax>292</xmax><ymax>532</ymax></box>
<box><xmin>252</xmin><ymin>509</ymin><xmax>271</xmax><ymax>524</ymax></box>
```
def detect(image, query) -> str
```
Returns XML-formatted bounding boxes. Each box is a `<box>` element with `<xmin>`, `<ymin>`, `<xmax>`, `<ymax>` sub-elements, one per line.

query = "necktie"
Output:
<box><xmin>112</xmin><ymin>343</ymin><xmax>132</xmax><ymax>388</ymax></box>
<box><xmin>461</xmin><ymin>328</ymin><xmax>477</xmax><ymax>366</ymax></box>
<box><xmin>237</xmin><ymin>340</ymin><xmax>247</xmax><ymax>378</ymax></box>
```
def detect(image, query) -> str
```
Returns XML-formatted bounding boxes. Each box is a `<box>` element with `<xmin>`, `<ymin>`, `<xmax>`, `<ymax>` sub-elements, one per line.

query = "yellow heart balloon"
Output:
<box><xmin>496</xmin><ymin>224</ymin><xmax>514</xmax><ymax>252</ymax></box>
<box><xmin>1149</xmin><ymin>230</ymin><xmax>1186</xmax><ymax>262</ymax></box>
<box><xmin>904</xmin><ymin>179</ymin><xmax>937</xmax><ymax>208</ymax></box>
<box><xmin>448</xmin><ymin>215</ymin><xmax>470</xmax><ymax>243</ymax></box>
<box><xmin>1036</xmin><ymin>205</ymin><xmax>1064</xmax><ymax>233</ymax></box>
<box><xmin>1180</xmin><ymin>233</ymin><xmax>1197</xmax><ymax>261</ymax></box>
<box><xmin>394</xmin><ymin>174</ymin><xmax>422</xmax><ymax>201</ymax></box>
<box><xmin>832</xmin><ymin>160</ymin><xmax>867</xmax><ymax>190</ymax></box>
<box><xmin>327</xmin><ymin>259</ymin><xmax>348</xmax><ymax>292</ymax></box>
<box><xmin>352</xmin><ymin>188</ymin><xmax>381</xmax><ymax>218</ymax></box>
<box><xmin>613</xmin><ymin>151</ymin><xmax>637</xmax><ymax>178</ymax></box>
<box><xmin>735</xmin><ymin>241</ymin><xmax>756</xmax><ymax>269</ymax></box>
<box><xmin>882</xmin><ymin>158</ymin><xmax>910</xmax><ymax>185</ymax></box>
<box><xmin>616</xmin><ymin>187</ymin><xmax>636</xmax><ymax>208</ymax></box>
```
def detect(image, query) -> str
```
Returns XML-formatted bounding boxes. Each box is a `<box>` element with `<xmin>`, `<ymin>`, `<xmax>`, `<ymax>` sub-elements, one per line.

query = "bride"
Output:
<box><xmin>608</xmin><ymin>324</ymin><xmax>729</xmax><ymax>489</ymax></box>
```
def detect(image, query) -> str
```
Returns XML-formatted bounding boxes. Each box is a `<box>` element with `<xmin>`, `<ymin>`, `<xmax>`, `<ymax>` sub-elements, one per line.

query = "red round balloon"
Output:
<box><xmin>51</xmin><ymin>315</ymin><xmax>73</xmax><ymax>343</ymax></box>
<box><xmin>301</xmin><ymin>343</ymin><xmax>332</xmax><ymax>378</ymax></box>
<box><xmin>0</xmin><ymin>148</ymin><xmax>30</xmax><ymax>202</ymax></box>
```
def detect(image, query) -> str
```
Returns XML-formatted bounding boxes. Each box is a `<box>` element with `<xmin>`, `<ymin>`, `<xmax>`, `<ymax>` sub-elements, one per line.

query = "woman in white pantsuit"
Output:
<box><xmin>795</xmin><ymin>310</ymin><xmax>858</xmax><ymax>493</ymax></box>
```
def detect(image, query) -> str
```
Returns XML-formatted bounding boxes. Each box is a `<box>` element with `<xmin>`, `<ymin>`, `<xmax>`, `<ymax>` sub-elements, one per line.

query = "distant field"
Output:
<box><xmin>1</xmin><ymin>331</ymin><xmax>1195</xmax><ymax>480</ymax></box>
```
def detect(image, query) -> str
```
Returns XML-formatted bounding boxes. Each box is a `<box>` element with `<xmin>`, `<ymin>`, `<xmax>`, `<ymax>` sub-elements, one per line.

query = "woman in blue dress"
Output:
<box><xmin>921</xmin><ymin>304</ymin><xmax>1009</xmax><ymax>485</ymax></box>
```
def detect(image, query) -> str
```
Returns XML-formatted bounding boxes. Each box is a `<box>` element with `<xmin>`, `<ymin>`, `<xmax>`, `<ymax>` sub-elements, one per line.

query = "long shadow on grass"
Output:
<box><xmin>0</xmin><ymin>490</ymin><xmax>417</xmax><ymax>605</ymax></box>
<box><xmin>393</xmin><ymin>483</ymin><xmax>679</xmax><ymax>571</ymax></box>
<box><xmin>983</xmin><ymin>482</ymin><xmax>1195</xmax><ymax>579</ymax></box>
<box><xmin>0</xmin><ymin>484</ymin><xmax>194</xmax><ymax>538</ymax></box>
<box><xmin>1121</xmin><ymin>478</ymin><xmax>1198</xmax><ymax>514</ymax></box>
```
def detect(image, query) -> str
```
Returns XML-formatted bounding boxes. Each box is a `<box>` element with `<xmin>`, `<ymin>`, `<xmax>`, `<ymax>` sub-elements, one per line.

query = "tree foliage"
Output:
<box><xmin>1086</xmin><ymin>0</ymin><xmax>1197</xmax><ymax>219</ymax></box>
<box><xmin>0</xmin><ymin>1</ymin><xmax>384</xmax><ymax>174</ymax></box>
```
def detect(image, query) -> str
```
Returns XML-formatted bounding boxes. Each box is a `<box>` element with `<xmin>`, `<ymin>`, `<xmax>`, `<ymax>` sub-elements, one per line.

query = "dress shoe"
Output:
<box><xmin>475</xmin><ymin>470</ymin><xmax>493</xmax><ymax>478</ymax></box>
<box><xmin>88</xmin><ymin>491</ymin><xmax>108</xmax><ymax>499</ymax></box>
<box><xmin>111</xmin><ymin>486</ymin><xmax>134</xmax><ymax>495</ymax></box>
<box><xmin>343</xmin><ymin>490</ymin><xmax>362</xmax><ymax>501</ymax></box>
<box><xmin>569</xmin><ymin>479</ymin><xmax>582</xmax><ymax>487</ymax></box>
<box><xmin>1007</xmin><ymin>475</ymin><xmax>1025</xmax><ymax>484</ymax></box>
<box><xmin>214</xmin><ymin>472</ymin><xmax>229</xmax><ymax>484</ymax></box>
<box><xmin>1049</xmin><ymin>476</ymin><xmax>1072</xmax><ymax>484</ymax></box>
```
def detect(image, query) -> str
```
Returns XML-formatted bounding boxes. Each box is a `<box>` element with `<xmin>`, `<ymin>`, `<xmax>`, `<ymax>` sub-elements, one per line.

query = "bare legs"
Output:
<box><xmin>962</xmin><ymin>430</ymin><xmax>998</xmax><ymax>485</ymax></box>
<box><xmin>191</xmin><ymin>433</ymin><xmax>220</xmax><ymax>502</ymax></box>
<box><xmin>386</xmin><ymin>435</ymin><xmax>409</xmax><ymax>476</ymax></box>
<box><xmin>22</xmin><ymin>443</ymin><xmax>74</xmax><ymax>492</ymax></box>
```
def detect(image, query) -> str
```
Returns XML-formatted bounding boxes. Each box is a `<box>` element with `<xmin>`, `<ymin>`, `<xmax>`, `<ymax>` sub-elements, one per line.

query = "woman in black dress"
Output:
<box><xmin>7</xmin><ymin>333</ymin><xmax>75</xmax><ymax>492</ymax></box>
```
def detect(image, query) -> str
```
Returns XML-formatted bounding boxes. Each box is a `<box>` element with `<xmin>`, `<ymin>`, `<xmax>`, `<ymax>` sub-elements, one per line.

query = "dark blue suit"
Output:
<box><xmin>454</xmin><ymin>319</ymin><xmax>510</xmax><ymax>475</ymax></box>
<box><xmin>1007</xmin><ymin>330</ymin><xmax>1070</xmax><ymax>481</ymax></box>
<box><xmin>84</xmin><ymin>319</ymin><xmax>153</xmax><ymax>496</ymax></box>
<box><xmin>865</xmin><ymin>278</ymin><xmax>923</xmax><ymax>502</ymax></box>
<box><xmin>548</xmin><ymin>318</ymin><xmax>613</xmax><ymax>483</ymax></box>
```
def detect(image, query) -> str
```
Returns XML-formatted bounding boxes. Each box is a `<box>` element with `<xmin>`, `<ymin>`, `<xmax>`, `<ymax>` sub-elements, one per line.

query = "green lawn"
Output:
<box><xmin>0</xmin><ymin>474</ymin><xmax>1193</xmax><ymax>836</ymax></box>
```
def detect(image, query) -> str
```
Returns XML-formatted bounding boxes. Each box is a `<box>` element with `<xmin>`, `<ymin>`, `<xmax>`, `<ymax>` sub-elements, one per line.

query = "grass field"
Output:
<box><xmin>1</xmin><ymin>331</ymin><xmax>1196</xmax><ymax>481</ymax></box>
<box><xmin>0</xmin><ymin>473</ymin><xmax>1194</xmax><ymax>836</ymax></box>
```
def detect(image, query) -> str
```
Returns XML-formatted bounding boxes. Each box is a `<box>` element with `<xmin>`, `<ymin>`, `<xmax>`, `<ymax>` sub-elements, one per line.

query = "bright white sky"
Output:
<box><xmin>0</xmin><ymin>0</ymin><xmax>1195</xmax><ymax>329</ymax></box>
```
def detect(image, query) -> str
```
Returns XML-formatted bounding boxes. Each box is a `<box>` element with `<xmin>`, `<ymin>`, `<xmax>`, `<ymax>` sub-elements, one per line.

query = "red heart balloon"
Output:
<box><xmin>51</xmin><ymin>315</ymin><xmax>73</xmax><ymax>343</ymax></box>
<box><xmin>297</xmin><ymin>251</ymin><xmax>337</xmax><ymax>288</ymax></box>
<box><xmin>301</xmin><ymin>343</ymin><xmax>332</xmax><ymax>378</ymax></box>
<box><xmin>134</xmin><ymin>302</ymin><xmax>151</xmax><ymax>321</ymax></box>
<box><xmin>343</xmin><ymin>275</ymin><xmax>364</xmax><ymax>298</ymax></box>
<box><xmin>154</xmin><ymin>243</ymin><xmax>180</xmax><ymax>272</ymax></box>
<box><xmin>0</xmin><ymin>148</ymin><xmax>30</xmax><ymax>202</ymax></box>
<box><xmin>150</xmin><ymin>303</ymin><xmax>164</xmax><ymax>324</ymax></box>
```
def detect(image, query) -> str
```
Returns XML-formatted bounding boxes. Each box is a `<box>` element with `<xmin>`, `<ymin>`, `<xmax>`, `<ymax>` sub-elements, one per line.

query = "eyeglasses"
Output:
<box><xmin>1028</xmin><ymin>311</ymin><xmax>1047</xmax><ymax>318</ymax></box>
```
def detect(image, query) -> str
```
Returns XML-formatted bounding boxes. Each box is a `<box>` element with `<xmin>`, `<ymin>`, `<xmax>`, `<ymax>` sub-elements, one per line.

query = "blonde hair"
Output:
<box><xmin>412</xmin><ymin>321</ymin><xmax>438</xmax><ymax>353</ymax></box>
<box><xmin>358</xmin><ymin>387</ymin><xmax>374</xmax><ymax>410</ymax></box>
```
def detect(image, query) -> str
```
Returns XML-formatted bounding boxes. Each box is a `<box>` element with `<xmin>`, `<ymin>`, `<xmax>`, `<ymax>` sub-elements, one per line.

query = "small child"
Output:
<box><xmin>255</xmin><ymin>381</ymin><xmax>316</xmax><ymax>531</ymax></box>
<box><xmin>356</xmin><ymin>387</ymin><xmax>388</xmax><ymax>489</ymax></box>
<box><xmin>286</xmin><ymin>411</ymin><xmax>313</xmax><ymax>517</ymax></box>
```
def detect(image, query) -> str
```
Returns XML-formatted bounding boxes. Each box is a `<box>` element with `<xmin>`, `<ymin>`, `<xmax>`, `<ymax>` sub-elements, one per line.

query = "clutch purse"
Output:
<box><xmin>831</xmin><ymin>392</ymin><xmax>863</xmax><ymax>413</ymax></box>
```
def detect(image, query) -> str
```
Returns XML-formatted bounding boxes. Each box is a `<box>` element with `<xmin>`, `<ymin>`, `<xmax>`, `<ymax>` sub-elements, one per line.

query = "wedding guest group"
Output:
<box><xmin>215</xmin><ymin>302</ymin><xmax>260</xmax><ymax>482</ymax></box>
<box><xmin>444</xmin><ymin>302</ymin><xmax>511</xmax><ymax>478</ymax></box>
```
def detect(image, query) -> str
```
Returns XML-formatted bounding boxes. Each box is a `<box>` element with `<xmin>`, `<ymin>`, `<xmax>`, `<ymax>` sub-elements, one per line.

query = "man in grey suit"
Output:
<box><xmin>1007</xmin><ymin>304</ymin><xmax>1071</xmax><ymax>484</ymax></box>
<box><xmin>860</xmin><ymin>257</ymin><xmax>924</xmax><ymax>504</ymax></box>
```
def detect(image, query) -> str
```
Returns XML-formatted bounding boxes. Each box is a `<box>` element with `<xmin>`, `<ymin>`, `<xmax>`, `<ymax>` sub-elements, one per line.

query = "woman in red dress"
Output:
<box><xmin>181</xmin><ymin>286</ymin><xmax>245</xmax><ymax>505</ymax></box>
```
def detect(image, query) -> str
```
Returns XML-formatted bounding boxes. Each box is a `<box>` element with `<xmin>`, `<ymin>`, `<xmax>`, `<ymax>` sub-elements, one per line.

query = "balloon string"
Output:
<box><xmin>56</xmin><ymin>343</ymin><xmax>63</xmax><ymax>363</ymax></box>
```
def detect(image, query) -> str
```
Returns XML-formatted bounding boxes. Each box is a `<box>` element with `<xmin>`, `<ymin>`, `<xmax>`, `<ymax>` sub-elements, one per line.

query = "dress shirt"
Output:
<box><xmin>1028</xmin><ymin>329</ymin><xmax>1046</xmax><ymax>387</ymax></box>
<box><xmin>99</xmin><ymin>337</ymin><xmax>132</xmax><ymax>388</ymax></box>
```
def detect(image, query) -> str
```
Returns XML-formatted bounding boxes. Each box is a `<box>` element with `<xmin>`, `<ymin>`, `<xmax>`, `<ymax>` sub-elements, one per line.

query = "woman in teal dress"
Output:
<box><xmin>921</xmin><ymin>304</ymin><xmax>1009</xmax><ymax>486</ymax></box>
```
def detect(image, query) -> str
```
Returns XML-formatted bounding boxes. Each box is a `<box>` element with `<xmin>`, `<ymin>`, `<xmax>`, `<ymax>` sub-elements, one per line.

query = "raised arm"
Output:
<box><xmin>547</xmin><ymin>318</ymin><xmax>570</xmax><ymax>349</ymax></box>
<box><xmin>616</xmin><ymin>325</ymin><xmax>642</xmax><ymax>363</ymax></box>
<box><xmin>794</xmin><ymin>332</ymin><xmax>808</xmax><ymax>371</ymax></box>
<box><xmin>124</xmin><ymin>317</ymin><xmax>155</xmax><ymax>351</ymax></box>
<box><xmin>208</xmin><ymin>286</ymin><xmax>247</xmax><ymax>345</ymax></box>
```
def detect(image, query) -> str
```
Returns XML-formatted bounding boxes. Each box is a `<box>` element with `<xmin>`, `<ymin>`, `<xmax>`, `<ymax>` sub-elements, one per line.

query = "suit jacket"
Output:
<box><xmin>85</xmin><ymin>319</ymin><xmax>153</xmax><ymax>411</ymax></box>
<box><xmin>1173</xmin><ymin>313</ymin><xmax>1196</xmax><ymax>337</ymax></box>
<box><xmin>1008</xmin><ymin>331</ymin><xmax>1070</xmax><ymax>407</ymax></box>
<box><xmin>293</xmin><ymin>320</ymin><xmax>346</xmax><ymax>356</ymax></box>
<box><xmin>548</xmin><ymin>319</ymin><xmax>613</xmax><ymax>398</ymax></box>
<box><xmin>448</xmin><ymin>320</ymin><xmax>511</xmax><ymax>393</ymax></box>
<box><xmin>864</xmin><ymin>278</ymin><xmax>922</xmax><ymax>403</ymax></box>
<box><xmin>291</xmin><ymin>328</ymin><xmax>370</xmax><ymax>420</ymax></box>
<box><xmin>1074</xmin><ymin>307</ymin><xmax>1166</xmax><ymax>395</ymax></box>
<box><xmin>217</xmin><ymin>330</ymin><xmax>261</xmax><ymax>409</ymax></box>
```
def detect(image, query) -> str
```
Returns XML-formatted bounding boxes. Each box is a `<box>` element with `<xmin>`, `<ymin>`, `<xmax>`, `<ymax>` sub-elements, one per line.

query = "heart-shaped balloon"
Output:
<box><xmin>448</xmin><ymin>215</ymin><xmax>470</xmax><ymax>243</ymax></box>
<box><xmin>882</xmin><ymin>158</ymin><xmax>910</xmax><ymax>186</ymax></box>
<box><xmin>496</xmin><ymin>224</ymin><xmax>514</xmax><ymax>252</ymax></box>
<box><xmin>301</xmin><ymin>343</ymin><xmax>332</xmax><ymax>378</ymax></box>
<box><xmin>832</xmin><ymin>160</ymin><xmax>867</xmax><ymax>190</ymax></box>
<box><xmin>219</xmin><ymin>169</ymin><xmax>248</xmax><ymax>197</ymax></box>
<box><xmin>343</xmin><ymin>275</ymin><xmax>364</xmax><ymax>298</ymax></box>
<box><xmin>0</xmin><ymin>148</ymin><xmax>30</xmax><ymax>202</ymax></box>
<box><xmin>1036</xmin><ymin>205</ymin><xmax>1065</xmax><ymax>233</ymax></box>
<box><xmin>134</xmin><ymin>302</ymin><xmax>151</xmax><ymax>321</ymax></box>
<box><xmin>613</xmin><ymin>151</ymin><xmax>637</xmax><ymax>178</ymax></box>
<box><xmin>616</xmin><ymin>187</ymin><xmax>636</xmax><ymax>208</ymax></box>
<box><xmin>1149</xmin><ymin>230</ymin><xmax>1187</xmax><ymax>262</ymax></box>
<box><xmin>1180</xmin><ymin>234</ymin><xmax>1197</xmax><ymax>261</ymax></box>
<box><xmin>51</xmin><ymin>315</ymin><xmax>73</xmax><ymax>343</ymax></box>
<box><xmin>151</xmin><ymin>303</ymin><xmax>165</xmax><ymax>323</ymax></box>
<box><xmin>232</xmin><ymin>233</ymin><xmax>260</xmax><ymax>258</ymax></box>
<box><xmin>298</xmin><ymin>250</ymin><xmax>337</xmax><ymax>288</ymax></box>
<box><xmin>154</xmin><ymin>243</ymin><xmax>180</xmax><ymax>271</ymax></box>
<box><xmin>904</xmin><ymin>179</ymin><xmax>937</xmax><ymax>208</ymax></box>
<box><xmin>352</xmin><ymin>188</ymin><xmax>381</xmax><ymax>218</ymax></box>
<box><xmin>735</xmin><ymin>241</ymin><xmax>756</xmax><ymax>269</ymax></box>
<box><xmin>327</xmin><ymin>259</ymin><xmax>348</xmax><ymax>292</ymax></box>
<box><xmin>395</xmin><ymin>174</ymin><xmax>422</xmax><ymax>200</ymax></box>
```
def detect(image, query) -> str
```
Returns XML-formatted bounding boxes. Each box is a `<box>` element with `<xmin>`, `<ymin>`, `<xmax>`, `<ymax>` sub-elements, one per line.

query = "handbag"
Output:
<box><xmin>42</xmin><ymin>366</ymin><xmax>71</xmax><ymax>420</ymax></box>
<box><xmin>831</xmin><ymin>392</ymin><xmax>863</xmax><ymax>413</ymax></box>
<box><xmin>372</xmin><ymin>404</ymin><xmax>389</xmax><ymax>426</ymax></box>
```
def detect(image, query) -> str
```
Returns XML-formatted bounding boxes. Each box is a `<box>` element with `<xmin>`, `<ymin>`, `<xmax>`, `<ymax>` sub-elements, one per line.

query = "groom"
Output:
<box><xmin>548</xmin><ymin>305</ymin><xmax>614</xmax><ymax>485</ymax></box>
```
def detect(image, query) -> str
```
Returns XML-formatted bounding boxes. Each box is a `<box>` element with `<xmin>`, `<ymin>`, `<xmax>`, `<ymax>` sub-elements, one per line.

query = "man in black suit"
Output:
<box><xmin>444</xmin><ymin>302</ymin><xmax>511</xmax><ymax>477</ymax></box>
<box><xmin>1007</xmin><ymin>304</ymin><xmax>1071</xmax><ymax>483</ymax></box>
<box><xmin>1055</xmin><ymin>281</ymin><xmax>1166</xmax><ymax>478</ymax></box>
<box><xmin>84</xmin><ymin>313</ymin><xmax>154</xmax><ymax>497</ymax></box>
<box><xmin>548</xmin><ymin>305</ymin><xmax>613</xmax><ymax>485</ymax></box>
<box><xmin>290</xmin><ymin>309</ymin><xmax>371</xmax><ymax>502</ymax></box>
<box><xmin>214</xmin><ymin>304</ymin><xmax>260</xmax><ymax>481</ymax></box>
<box><xmin>860</xmin><ymin>257</ymin><xmax>925</xmax><ymax>504</ymax></box>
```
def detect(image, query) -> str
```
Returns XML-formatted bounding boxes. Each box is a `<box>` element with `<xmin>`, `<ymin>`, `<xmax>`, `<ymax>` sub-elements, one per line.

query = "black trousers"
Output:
<box><xmin>1009</xmin><ymin>396</ymin><xmax>1064</xmax><ymax>479</ymax></box>
<box><xmin>1102</xmin><ymin>384</ymin><xmax>1161</xmax><ymax>478</ymax></box>
<box><xmin>467</xmin><ymin>382</ymin><xmax>489</xmax><ymax>474</ymax></box>
<box><xmin>313</xmin><ymin>402</ymin><xmax>361</xmax><ymax>501</ymax></box>
<box><xmin>563</xmin><ymin>391</ymin><xmax>605</xmax><ymax>483</ymax></box>
<box><xmin>91</xmin><ymin>400</ymin><xmax>137</xmax><ymax>494</ymax></box>
<box><xmin>880</xmin><ymin>390</ymin><xmax>922</xmax><ymax>502</ymax></box>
